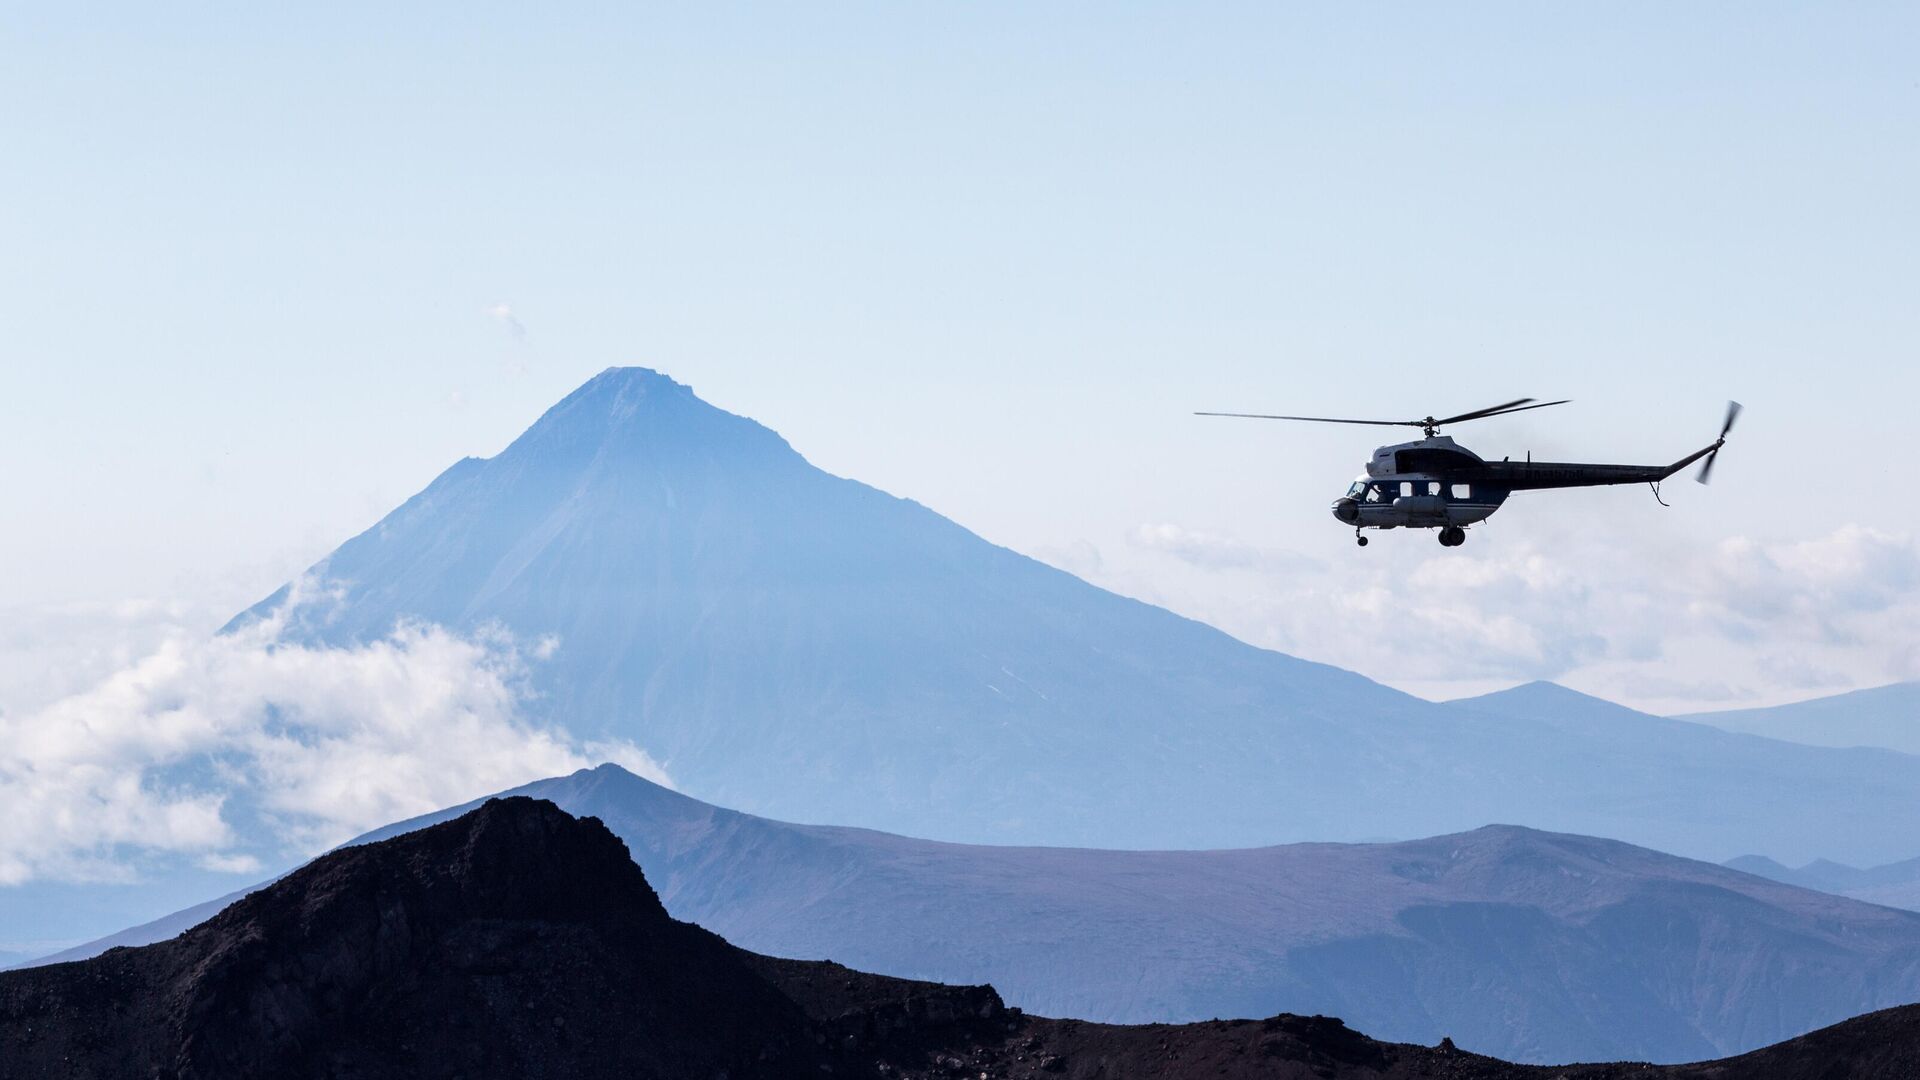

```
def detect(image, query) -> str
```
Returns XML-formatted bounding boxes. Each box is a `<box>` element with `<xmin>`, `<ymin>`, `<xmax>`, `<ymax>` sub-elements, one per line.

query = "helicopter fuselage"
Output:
<box><xmin>1328</xmin><ymin>432</ymin><xmax>1724</xmax><ymax>546</ymax></box>
<box><xmin>1330</xmin><ymin>437</ymin><xmax>1509</xmax><ymax>531</ymax></box>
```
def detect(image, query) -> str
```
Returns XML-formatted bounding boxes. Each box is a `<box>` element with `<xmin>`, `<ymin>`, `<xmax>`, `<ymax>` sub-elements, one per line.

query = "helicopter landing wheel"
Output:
<box><xmin>1356</xmin><ymin>534</ymin><xmax>1369</xmax><ymax>547</ymax></box>
<box><xmin>1438</xmin><ymin>526</ymin><xmax>1465</xmax><ymax>547</ymax></box>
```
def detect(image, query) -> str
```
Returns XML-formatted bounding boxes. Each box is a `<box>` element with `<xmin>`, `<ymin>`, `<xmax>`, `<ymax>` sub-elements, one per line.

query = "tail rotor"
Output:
<box><xmin>1695</xmin><ymin>400</ymin><xmax>1742</xmax><ymax>484</ymax></box>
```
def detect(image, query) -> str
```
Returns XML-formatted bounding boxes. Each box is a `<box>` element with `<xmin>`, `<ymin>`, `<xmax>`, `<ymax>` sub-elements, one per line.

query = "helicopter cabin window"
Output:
<box><xmin>1399</xmin><ymin>481</ymin><xmax>1414</xmax><ymax>498</ymax></box>
<box><xmin>1451</xmin><ymin>483</ymin><xmax>1472</xmax><ymax>499</ymax></box>
<box><xmin>1426</xmin><ymin>481</ymin><xmax>1442</xmax><ymax>496</ymax></box>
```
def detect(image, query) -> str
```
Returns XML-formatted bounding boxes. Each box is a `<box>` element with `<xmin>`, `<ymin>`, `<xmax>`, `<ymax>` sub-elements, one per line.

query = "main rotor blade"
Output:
<box><xmin>1431</xmin><ymin>398</ymin><xmax>1534</xmax><ymax>425</ymax></box>
<box><xmin>1433</xmin><ymin>398</ymin><xmax>1570</xmax><ymax>426</ymax></box>
<box><xmin>1720</xmin><ymin>400</ymin><xmax>1743</xmax><ymax>439</ymax></box>
<box><xmin>1195</xmin><ymin>397</ymin><xmax>1570</xmax><ymax>429</ymax></box>
<box><xmin>1192</xmin><ymin>412</ymin><xmax>1422</xmax><ymax>427</ymax></box>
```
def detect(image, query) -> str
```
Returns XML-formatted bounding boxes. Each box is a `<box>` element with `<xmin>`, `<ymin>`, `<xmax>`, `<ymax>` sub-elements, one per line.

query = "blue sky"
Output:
<box><xmin>3</xmin><ymin>3</ymin><xmax>1918</xmax><ymax>710</ymax></box>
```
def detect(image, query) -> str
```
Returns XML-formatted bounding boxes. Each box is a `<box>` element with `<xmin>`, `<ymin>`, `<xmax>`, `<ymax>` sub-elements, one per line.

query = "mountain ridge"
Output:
<box><xmin>1677</xmin><ymin>681</ymin><xmax>1920</xmax><ymax>755</ymax></box>
<box><xmin>1724</xmin><ymin>851</ymin><xmax>1920</xmax><ymax>913</ymax></box>
<box><xmin>41</xmin><ymin>763</ymin><xmax>1920</xmax><ymax>1065</ymax></box>
<box><xmin>12</xmin><ymin>793</ymin><xmax>1920</xmax><ymax>1079</ymax></box>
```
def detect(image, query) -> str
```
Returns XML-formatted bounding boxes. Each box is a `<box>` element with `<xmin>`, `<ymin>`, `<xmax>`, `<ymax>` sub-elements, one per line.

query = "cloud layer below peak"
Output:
<box><xmin>0</xmin><ymin>596</ymin><xmax>666</xmax><ymax>886</ymax></box>
<box><xmin>1082</xmin><ymin>520</ymin><xmax>1920</xmax><ymax>712</ymax></box>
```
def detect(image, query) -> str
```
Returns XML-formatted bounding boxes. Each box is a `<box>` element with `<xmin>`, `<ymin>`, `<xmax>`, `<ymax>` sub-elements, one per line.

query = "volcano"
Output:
<box><xmin>228</xmin><ymin>368</ymin><xmax>1920</xmax><ymax>863</ymax></box>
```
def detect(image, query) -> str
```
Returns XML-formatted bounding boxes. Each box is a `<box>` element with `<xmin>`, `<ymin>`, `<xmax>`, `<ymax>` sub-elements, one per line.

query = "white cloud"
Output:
<box><xmin>0</xmin><ymin>597</ymin><xmax>222</xmax><ymax>720</ymax></box>
<box><xmin>0</xmin><ymin>594</ymin><xmax>669</xmax><ymax>885</ymax></box>
<box><xmin>488</xmin><ymin>302</ymin><xmax>528</xmax><ymax>341</ymax></box>
<box><xmin>1096</xmin><ymin>519</ymin><xmax>1920</xmax><ymax>711</ymax></box>
<box><xmin>1128</xmin><ymin>523</ymin><xmax>1323</xmax><ymax>574</ymax></box>
<box><xmin>198</xmin><ymin>851</ymin><xmax>264</xmax><ymax>875</ymax></box>
<box><xmin>1693</xmin><ymin>526</ymin><xmax>1920</xmax><ymax>645</ymax></box>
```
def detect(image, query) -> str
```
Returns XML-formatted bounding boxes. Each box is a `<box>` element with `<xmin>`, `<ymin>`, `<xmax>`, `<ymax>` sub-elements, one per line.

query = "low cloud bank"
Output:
<box><xmin>0</xmin><ymin>593</ymin><xmax>666</xmax><ymax>886</ymax></box>
<box><xmin>1089</xmin><ymin>521</ymin><xmax>1920</xmax><ymax>711</ymax></box>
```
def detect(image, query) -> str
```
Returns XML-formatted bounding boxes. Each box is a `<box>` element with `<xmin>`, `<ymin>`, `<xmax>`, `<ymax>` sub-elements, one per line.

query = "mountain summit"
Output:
<box><xmin>233</xmin><ymin>368</ymin><xmax>1920</xmax><ymax>858</ymax></box>
<box><xmin>233</xmin><ymin>368</ymin><xmax>1417</xmax><ymax>847</ymax></box>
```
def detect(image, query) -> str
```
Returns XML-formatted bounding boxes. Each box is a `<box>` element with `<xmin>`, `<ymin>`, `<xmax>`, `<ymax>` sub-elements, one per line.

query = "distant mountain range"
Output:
<box><xmin>219</xmin><ymin>368</ymin><xmax>1920</xmax><ymax>865</ymax></box>
<box><xmin>1678</xmin><ymin>682</ymin><xmax>1920</xmax><ymax>755</ymax></box>
<box><xmin>12</xmin><ymin>794</ymin><xmax>1920</xmax><ymax>1080</ymax></box>
<box><xmin>1725</xmin><ymin>852</ymin><xmax>1920</xmax><ymax>912</ymax></box>
<box><xmin>43</xmin><ymin>764</ymin><xmax>1920</xmax><ymax>1066</ymax></box>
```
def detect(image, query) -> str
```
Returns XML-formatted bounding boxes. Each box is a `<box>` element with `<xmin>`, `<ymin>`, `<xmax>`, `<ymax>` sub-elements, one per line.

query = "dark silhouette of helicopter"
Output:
<box><xmin>1197</xmin><ymin>399</ymin><xmax>1740</xmax><ymax>547</ymax></box>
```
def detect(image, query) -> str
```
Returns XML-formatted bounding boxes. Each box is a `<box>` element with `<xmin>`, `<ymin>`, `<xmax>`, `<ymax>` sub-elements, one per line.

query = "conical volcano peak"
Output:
<box><xmin>230</xmin><ymin>363</ymin><xmax>1920</xmax><ymax>870</ymax></box>
<box><xmin>569</xmin><ymin>366</ymin><xmax>697</xmax><ymax>419</ymax></box>
<box><xmin>503</xmin><ymin>366</ymin><xmax>801</xmax><ymax>469</ymax></box>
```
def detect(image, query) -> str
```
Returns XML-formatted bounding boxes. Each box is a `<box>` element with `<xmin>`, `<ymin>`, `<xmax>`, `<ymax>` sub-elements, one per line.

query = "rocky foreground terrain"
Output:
<box><xmin>61</xmin><ymin>761</ymin><xmax>1920</xmax><ymax>1065</ymax></box>
<box><xmin>2</xmin><ymin>797</ymin><xmax>1917</xmax><ymax>1080</ymax></box>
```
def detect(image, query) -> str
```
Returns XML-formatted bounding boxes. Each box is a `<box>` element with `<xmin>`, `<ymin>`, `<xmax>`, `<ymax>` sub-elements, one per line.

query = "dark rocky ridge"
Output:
<box><xmin>0</xmin><ymin>797</ymin><xmax>822</xmax><ymax>1079</ymax></box>
<box><xmin>38</xmin><ymin>763</ymin><xmax>1920</xmax><ymax>1065</ymax></box>
<box><xmin>5</xmin><ymin>798</ymin><xmax>1920</xmax><ymax>1079</ymax></box>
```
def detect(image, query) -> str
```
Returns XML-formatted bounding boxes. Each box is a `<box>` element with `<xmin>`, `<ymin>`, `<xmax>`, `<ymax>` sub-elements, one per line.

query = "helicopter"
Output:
<box><xmin>1196</xmin><ymin>398</ymin><xmax>1740</xmax><ymax>547</ymax></box>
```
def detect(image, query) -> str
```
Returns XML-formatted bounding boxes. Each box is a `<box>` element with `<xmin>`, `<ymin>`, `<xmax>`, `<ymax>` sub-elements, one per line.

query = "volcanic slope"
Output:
<box><xmin>8</xmin><ymin>796</ymin><xmax>1920</xmax><ymax>1080</ymax></box>
<box><xmin>228</xmin><ymin>368</ymin><xmax>1920</xmax><ymax>862</ymax></box>
<box><xmin>48</xmin><ymin>764</ymin><xmax>1920</xmax><ymax>1065</ymax></box>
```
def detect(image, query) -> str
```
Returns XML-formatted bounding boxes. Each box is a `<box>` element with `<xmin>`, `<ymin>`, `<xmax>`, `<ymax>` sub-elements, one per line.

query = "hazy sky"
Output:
<box><xmin>4</xmin><ymin>3</ymin><xmax>1917</xmax><ymax>712</ymax></box>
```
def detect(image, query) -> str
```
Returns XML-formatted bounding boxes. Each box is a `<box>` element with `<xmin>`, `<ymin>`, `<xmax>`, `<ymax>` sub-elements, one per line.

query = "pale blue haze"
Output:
<box><xmin>2</xmin><ymin>4</ymin><xmax>1917</xmax><ymax>707</ymax></box>
<box><xmin>5</xmin><ymin>2</ymin><xmax>1920</xmax><ymax>983</ymax></box>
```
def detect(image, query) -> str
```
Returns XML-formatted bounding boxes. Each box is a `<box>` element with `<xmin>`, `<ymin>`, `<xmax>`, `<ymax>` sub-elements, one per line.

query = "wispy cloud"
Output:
<box><xmin>1128</xmin><ymin>523</ymin><xmax>1323</xmax><ymax>574</ymax></box>
<box><xmin>1096</xmin><ymin>520</ymin><xmax>1920</xmax><ymax>710</ymax></box>
<box><xmin>488</xmin><ymin>302</ymin><xmax>528</xmax><ymax>342</ymax></box>
<box><xmin>0</xmin><ymin>597</ymin><xmax>216</xmax><ymax>719</ymax></box>
<box><xmin>1692</xmin><ymin>526</ymin><xmax>1920</xmax><ymax>644</ymax></box>
<box><xmin>0</xmin><ymin>589</ymin><xmax>667</xmax><ymax>885</ymax></box>
<box><xmin>197</xmin><ymin>851</ymin><xmax>265</xmax><ymax>874</ymax></box>
<box><xmin>1030</xmin><ymin>540</ymin><xmax>1104</xmax><ymax>581</ymax></box>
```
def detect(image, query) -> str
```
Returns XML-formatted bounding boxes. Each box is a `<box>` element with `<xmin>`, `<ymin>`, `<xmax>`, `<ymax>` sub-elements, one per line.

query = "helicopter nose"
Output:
<box><xmin>1331</xmin><ymin>498</ymin><xmax>1359</xmax><ymax>524</ymax></box>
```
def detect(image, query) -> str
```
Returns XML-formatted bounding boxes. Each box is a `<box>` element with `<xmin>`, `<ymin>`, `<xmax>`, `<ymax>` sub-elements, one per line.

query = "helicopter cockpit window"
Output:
<box><xmin>1346</xmin><ymin>481</ymin><xmax>1368</xmax><ymax>499</ymax></box>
